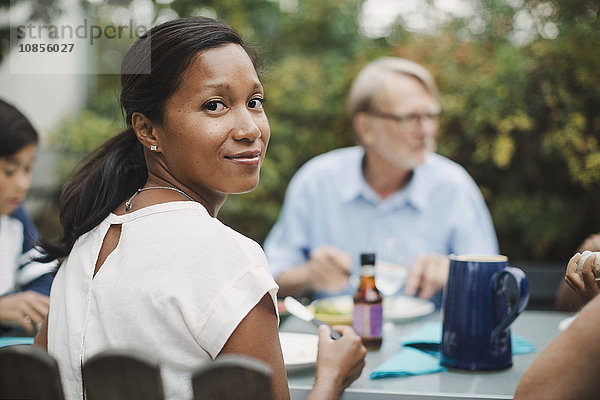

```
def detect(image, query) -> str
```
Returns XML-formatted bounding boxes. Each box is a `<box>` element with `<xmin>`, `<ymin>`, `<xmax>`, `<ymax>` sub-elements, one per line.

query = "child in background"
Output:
<box><xmin>0</xmin><ymin>99</ymin><xmax>57</xmax><ymax>336</ymax></box>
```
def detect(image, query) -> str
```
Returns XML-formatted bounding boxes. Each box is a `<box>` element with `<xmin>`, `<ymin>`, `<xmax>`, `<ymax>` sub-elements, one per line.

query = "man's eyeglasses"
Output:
<box><xmin>370</xmin><ymin>110</ymin><xmax>442</xmax><ymax>130</ymax></box>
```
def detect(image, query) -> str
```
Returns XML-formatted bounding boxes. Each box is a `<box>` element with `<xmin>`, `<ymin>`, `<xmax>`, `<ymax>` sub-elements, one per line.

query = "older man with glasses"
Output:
<box><xmin>264</xmin><ymin>57</ymin><xmax>498</xmax><ymax>305</ymax></box>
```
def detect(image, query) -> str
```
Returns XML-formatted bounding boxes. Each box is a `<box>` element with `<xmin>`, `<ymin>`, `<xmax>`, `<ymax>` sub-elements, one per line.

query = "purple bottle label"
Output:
<box><xmin>353</xmin><ymin>303</ymin><xmax>383</xmax><ymax>337</ymax></box>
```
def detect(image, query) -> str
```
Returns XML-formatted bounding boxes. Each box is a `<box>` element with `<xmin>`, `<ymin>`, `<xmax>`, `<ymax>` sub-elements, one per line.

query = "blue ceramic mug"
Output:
<box><xmin>440</xmin><ymin>254</ymin><xmax>529</xmax><ymax>371</ymax></box>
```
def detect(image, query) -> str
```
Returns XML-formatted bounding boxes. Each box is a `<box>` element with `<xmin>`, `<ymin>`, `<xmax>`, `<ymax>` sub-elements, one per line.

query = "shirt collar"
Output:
<box><xmin>398</xmin><ymin>165</ymin><xmax>428</xmax><ymax>211</ymax></box>
<box><xmin>340</xmin><ymin>148</ymin><xmax>429</xmax><ymax>211</ymax></box>
<box><xmin>339</xmin><ymin>148</ymin><xmax>375</xmax><ymax>203</ymax></box>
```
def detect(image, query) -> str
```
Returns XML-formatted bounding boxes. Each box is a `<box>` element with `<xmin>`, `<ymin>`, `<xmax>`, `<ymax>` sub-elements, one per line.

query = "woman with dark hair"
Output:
<box><xmin>0</xmin><ymin>98</ymin><xmax>57</xmax><ymax>336</ymax></box>
<box><xmin>35</xmin><ymin>17</ymin><xmax>365</xmax><ymax>400</ymax></box>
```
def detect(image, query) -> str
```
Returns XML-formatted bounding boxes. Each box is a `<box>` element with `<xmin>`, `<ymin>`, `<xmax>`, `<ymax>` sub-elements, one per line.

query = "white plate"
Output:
<box><xmin>558</xmin><ymin>314</ymin><xmax>577</xmax><ymax>331</ymax></box>
<box><xmin>383</xmin><ymin>296</ymin><xmax>435</xmax><ymax>322</ymax></box>
<box><xmin>279</xmin><ymin>332</ymin><xmax>318</xmax><ymax>372</ymax></box>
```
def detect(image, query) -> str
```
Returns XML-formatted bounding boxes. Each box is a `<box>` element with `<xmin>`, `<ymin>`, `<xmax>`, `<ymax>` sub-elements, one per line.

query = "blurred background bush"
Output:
<box><xmin>5</xmin><ymin>0</ymin><xmax>599</xmax><ymax>263</ymax></box>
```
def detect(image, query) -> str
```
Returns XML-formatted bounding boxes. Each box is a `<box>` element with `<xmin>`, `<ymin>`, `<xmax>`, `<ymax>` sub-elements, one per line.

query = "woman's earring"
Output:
<box><xmin>150</xmin><ymin>145</ymin><xmax>157</xmax><ymax>151</ymax></box>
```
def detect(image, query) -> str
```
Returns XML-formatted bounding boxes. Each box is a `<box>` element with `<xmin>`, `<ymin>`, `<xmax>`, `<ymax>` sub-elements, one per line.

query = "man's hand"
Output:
<box><xmin>305</xmin><ymin>246</ymin><xmax>353</xmax><ymax>293</ymax></box>
<box><xmin>404</xmin><ymin>254</ymin><xmax>449</xmax><ymax>299</ymax></box>
<box><xmin>0</xmin><ymin>291</ymin><xmax>49</xmax><ymax>334</ymax></box>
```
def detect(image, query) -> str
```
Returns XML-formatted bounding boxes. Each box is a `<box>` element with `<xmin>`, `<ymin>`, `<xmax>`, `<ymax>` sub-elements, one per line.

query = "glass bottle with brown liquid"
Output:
<box><xmin>352</xmin><ymin>253</ymin><xmax>383</xmax><ymax>350</ymax></box>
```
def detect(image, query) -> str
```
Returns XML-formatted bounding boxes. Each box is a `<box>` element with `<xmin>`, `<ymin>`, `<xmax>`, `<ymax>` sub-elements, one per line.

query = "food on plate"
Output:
<box><xmin>309</xmin><ymin>296</ymin><xmax>354</xmax><ymax>325</ymax></box>
<box><xmin>313</xmin><ymin>296</ymin><xmax>354</xmax><ymax>315</ymax></box>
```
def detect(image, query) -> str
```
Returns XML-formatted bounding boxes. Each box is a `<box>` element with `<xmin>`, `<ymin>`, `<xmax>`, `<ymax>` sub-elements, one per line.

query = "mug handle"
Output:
<box><xmin>491</xmin><ymin>266</ymin><xmax>530</xmax><ymax>341</ymax></box>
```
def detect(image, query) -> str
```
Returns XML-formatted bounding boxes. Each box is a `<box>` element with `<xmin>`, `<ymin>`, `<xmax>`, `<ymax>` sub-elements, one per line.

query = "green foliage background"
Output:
<box><xmin>44</xmin><ymin>0</ymin><xmax>600</xmax><ymax>261</ymax></box>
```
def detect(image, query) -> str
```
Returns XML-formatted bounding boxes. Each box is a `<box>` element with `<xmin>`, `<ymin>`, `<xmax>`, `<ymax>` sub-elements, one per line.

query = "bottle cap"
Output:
<box><xmin>360</xmin><ymin>253</ymin><xmax>376</xmax><ymax>266</ymax></box>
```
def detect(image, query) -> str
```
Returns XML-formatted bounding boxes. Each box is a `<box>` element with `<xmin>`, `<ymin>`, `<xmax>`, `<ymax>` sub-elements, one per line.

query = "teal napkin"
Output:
<box><xmin>370</xmin><ymin>347</ymin><xmax>446</xmax><ymax>379</ymax></box>
<box><xmin>370</xmin><ymin>322</ymin><xmax>535</xmax><ymax>379</ymax></box>
<box><xmin>511</xmin><ymin>334</ymin><xmax>535</xmax><ymax>354</ymax></box>
<box><xmin>0</xmin><ymin>337</ymin><xmax>34</xmax><ymax>348</ymax></box>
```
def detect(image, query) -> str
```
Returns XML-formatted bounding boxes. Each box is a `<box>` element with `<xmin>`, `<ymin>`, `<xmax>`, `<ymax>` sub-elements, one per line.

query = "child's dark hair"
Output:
<box><xmin>39</xmin><ymin>16</ymin><xmax>258</xmax><ymax>262</ymax></box>
<box><xmin>0</xmin><ymin>99</ymin><xmax>39</xmax><ymax>157</ymax></box>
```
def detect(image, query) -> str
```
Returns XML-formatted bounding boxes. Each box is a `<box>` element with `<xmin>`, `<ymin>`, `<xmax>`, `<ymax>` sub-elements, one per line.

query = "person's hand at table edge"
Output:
<box><xmin>307</xmin><ymin>325</ymin><xmax>367</xmax><ymax>400</ymax></box>
<box><xmin>564</xmin><ymin>252</ymin><xmax>600</xmax><ymax>305</ymax></box>
<box><xmin>0</xmin><ymin>291</ymin><xmax>49</xmax><ymax>335</ymax></box>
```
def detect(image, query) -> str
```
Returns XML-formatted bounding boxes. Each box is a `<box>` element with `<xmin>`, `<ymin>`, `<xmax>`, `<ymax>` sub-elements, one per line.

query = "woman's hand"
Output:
<box><xmin>308</xmin><ymin>325</ymin><xmax>367</xmax><ymax>400</ymax></box>
<box><xmin>564</xmin><ymin>253</ymin><xmax>600</xmax><ymax>305</ymax></box>
<box><xmin>0</xmin><ymin>291</ymin><xmax>49</xmax><ymax>334</ymax></box>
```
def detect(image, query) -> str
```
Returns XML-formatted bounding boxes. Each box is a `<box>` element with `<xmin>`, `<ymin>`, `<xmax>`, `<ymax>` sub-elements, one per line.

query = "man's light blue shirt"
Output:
<box><xmin>263</xmin><ymin>146</ymin><xmax>499</xmax><ymax>300</ymax></box>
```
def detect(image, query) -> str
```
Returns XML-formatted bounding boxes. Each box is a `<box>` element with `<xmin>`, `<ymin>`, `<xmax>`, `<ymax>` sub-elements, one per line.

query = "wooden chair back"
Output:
<box><xmin>192</xmin><ymin>355</ymin><xmax>273</xmax><ymax>400</ymax></box>
<box><xmin>82</xmin><ymin>349</ymin><xmax>164</xmax><ymax>400</ymax></box>
<box><xmin>0</xmin><ymin>344</ymin><xmax>65</xmax><ymax>400</ymax></box>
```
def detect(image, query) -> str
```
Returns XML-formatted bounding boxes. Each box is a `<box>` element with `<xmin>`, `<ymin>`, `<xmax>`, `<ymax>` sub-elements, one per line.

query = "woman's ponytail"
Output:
<box><xmin>38</xmin><ymin>128</ymin><xmax>146</xmax><ymax>262</ymax></box>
